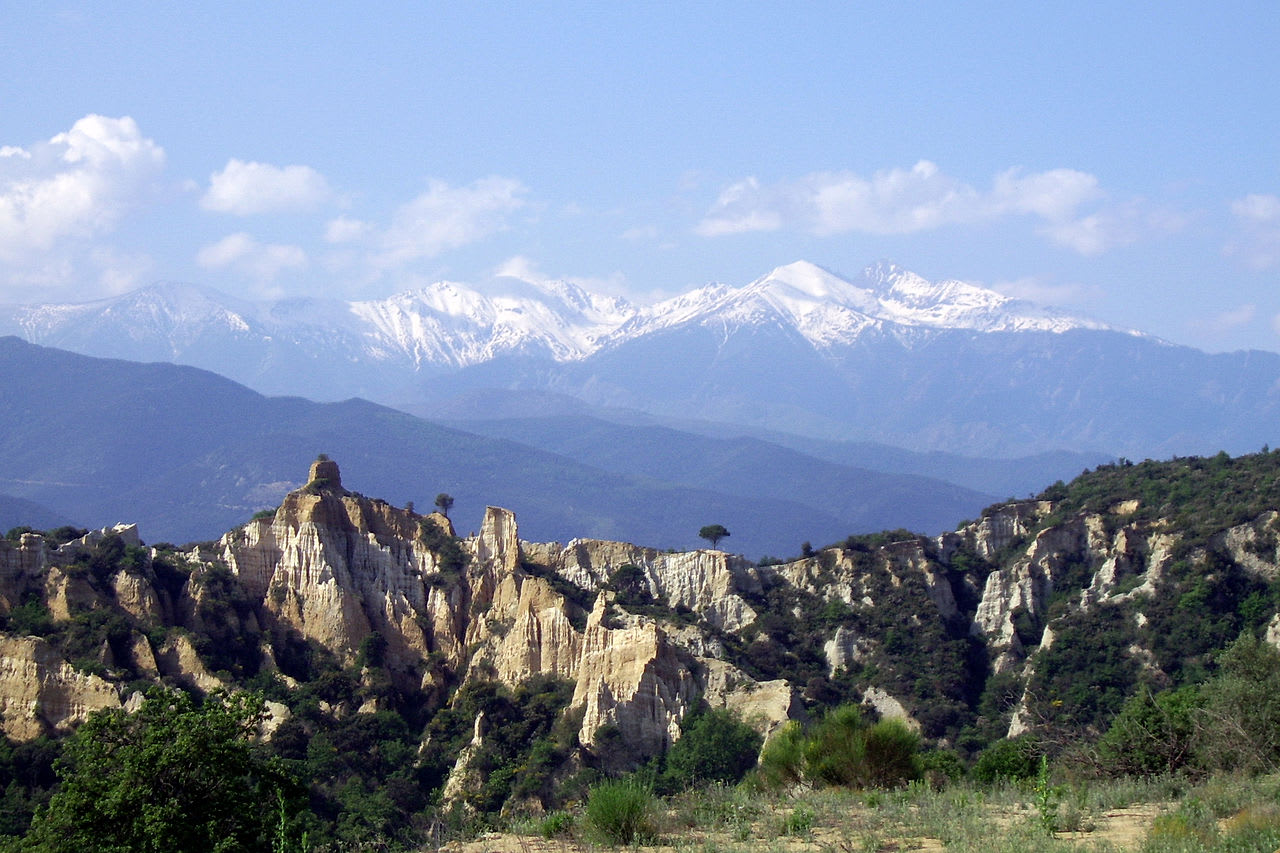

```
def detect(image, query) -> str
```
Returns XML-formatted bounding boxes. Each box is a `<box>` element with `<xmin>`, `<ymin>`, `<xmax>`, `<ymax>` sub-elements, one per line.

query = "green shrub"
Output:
<box><xmin>1097</xmin><ymin>685</ymin><xmax>1201</xmax><ymax>777</ymax></box>
<box><xmin>660</xmin><ymin>707</ymin><xmax>761</xmax><ymax>792</ymax></box>
<box><xmin>585</xmin><ymin>779</ymin><xmax>654</xmax><ymax>845</ymax></box>
<box><xmin>756</xmin><ymin>721</ymin><xmax>806</xmax><ymax>789</ymax></box>
<box><xmin>536</xmin><ymin>810</ymin><xmax>574</xmax><ymax>838</ymax></box>
<box><xmin>780</xmin><ymin>803</ymin><xmax>814</xmax><ymax>835</ymax></box>
<box><xmin>972</xmin><ymin>736</ymin><xmax>1040</xmax><ymax>784</ymax></box>
<box><xmin>862</xmin><ymin>719</ymin><xmax>924</xmax><ymax>789</ymax></box>
<box><xmin>804</xmin><ymin>704</ymin><xmax>867</xmax><ymax>787</ymax></box>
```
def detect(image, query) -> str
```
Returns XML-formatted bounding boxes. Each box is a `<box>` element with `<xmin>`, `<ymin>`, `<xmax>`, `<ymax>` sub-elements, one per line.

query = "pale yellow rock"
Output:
<box><xmin>0</xmin><ymin>635</ymin><xmax>121</xmax><ymax>741</ymax></box>
<box><xmin>573</xmin><ymin>597</ymin><xmax>698</xmax><ymax>755</ymax></box>
<box><xmin>699</xmin><ymin>658</ymin><xmax>797</xmax><ymax>740</ymax></box>
<box><xmin>154</xmin><ymin>633</ymin><xmax>226</xmax><ymax>694</ymax></box>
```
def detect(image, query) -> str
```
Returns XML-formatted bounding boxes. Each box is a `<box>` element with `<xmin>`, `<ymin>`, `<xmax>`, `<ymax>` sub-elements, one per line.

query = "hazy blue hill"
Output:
<box><xmin>486</xmin><ymin>325</ymin><xmax>1280</xmax><ymax>458</ymax></box>
<box><xmin>0</xmin><ymin>494</ymin><xmax>76</xmax><ymax>533</ymax></box>
<box><xmin>447</xmin><ymin>414</ymin><xmax>1000</xmax><ymax>545</ymax></box>
<box><xmin>446</xmin><ymin>407</ymin><xmax>1107</xmax><ymax>503</ymax></box>
<box><xmin>0</xmin><ymin>337</ymin><xmax>889</xmax><ymax>554</ymax></box>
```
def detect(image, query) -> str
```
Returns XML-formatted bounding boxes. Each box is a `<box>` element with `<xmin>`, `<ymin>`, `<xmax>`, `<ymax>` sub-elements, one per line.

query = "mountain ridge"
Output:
<box><xmin>4</xmin><ymin>261</ymin><xmax>1277</xmax><ymax>458</ymax></box>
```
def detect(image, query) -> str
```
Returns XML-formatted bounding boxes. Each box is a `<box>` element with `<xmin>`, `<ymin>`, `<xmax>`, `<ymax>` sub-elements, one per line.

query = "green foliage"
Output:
<box><xmin>535</xmin><ymin>811</ymin><xmax>574</xmax><ymax>838</ymax></box>
<box><xmin>418</xmin><ymin>676</ymin><xmax>577</xmax><ymax>813</ymax></box>
<box><xmin>1097</xmin><ymin>685</ymin><xmax>1202</xmax><ymax>777</ymax></box>
<box><xmin>191</xmin><ymin>564</ymin><xmax>261</xmax><ymax>679</ymax></box>
<box><xmin>0</xmin><ymin>737</ymin><xmax>60</xmax><ymax>840</ymax></box>
<box><xmin>756</xmin><ymin>721</ymin><xmax>806</xmax><ymax>789</ymax></box>
<box><xmin>658</xmin><ymin>707</ymin><xmax>762</xmax><ymax>793</ymax></box>
<box><xmin>1039</xmin><ymin>450</ymin><xmax>1280</xmax><ymax>544</ymax></box>
<box><xmin>862</xmin><ymin>719</ymin><xmax>925</xmax><ymax>789</ymax></box>
<box><xmin>584</xmin><ymin>779</ymin><xmax>654</xmax><ymax>845</ymax></box>
<box><xmin>1196</xmin><ymin>632</ymin><xmax>1280</xmax><ymax>774</ymax></box>
<box><xmin>2</xmin><ymin>599</ymin><xmax>53</xmax><ymax>638</ymax></box>
<box><xmin>1031</xmin><ymin>755</ymin><xmax>1062</xmax><ymax>835</ymax></box>
<box><xmin>698</xmin><ymin>524</ymin><xmax>730</xmax><ymax>548</ymax></box>
<box><xmin>417</xmin><ymin>518</ymin><xmax>468</xmax><ymax>579</ymax></box>
<box><xmin>23</xmin><ymin>688</ymin><xmax>303</xmax><ymax>853</ymax></box>
<box><xmin>607</xmin><ymin>563</ymin><xmax>653</xmax><ymax>606</ymax></box>
<box><xmin>1024</xmin><ymin>603</ymin><xmax>1140</xmax><ymax>737</ymax></box>
<box><xmin>971</xmin><ymin>736</ymin><xmax>1040</xmax><ymax>784</ymax></box>
<box><xmin>780</xmin><ymin>803</ymin><xmax>814</xmax><ymax>835</ymax></box>
<box><xmin>757</xmin><ymin>704</ymin><xmax>921</xmax><ymax>791</ymax></box>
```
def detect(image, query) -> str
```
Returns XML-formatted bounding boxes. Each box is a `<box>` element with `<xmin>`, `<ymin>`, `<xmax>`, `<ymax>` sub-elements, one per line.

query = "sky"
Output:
<box><xmin>1</xmin><ymin>2</ymin><xmax>1279</xmax><ymax>352</ymax></box>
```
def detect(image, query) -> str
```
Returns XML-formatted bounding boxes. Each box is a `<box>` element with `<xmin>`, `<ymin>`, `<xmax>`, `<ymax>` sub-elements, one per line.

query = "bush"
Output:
<box><xmin>804</xmin><ymin>704</ymin><xmax>867</xmax><ymax>787</ymax></box>
<box><xmin>757</xmin><ymin>705</ymin><xmax>922</xmax><ymax>792</ymax></box>
<box><xmin>756</xmin><ymin>721</ymin><xmax>806</xmax><ymax>789</ymax></box>
<box><xmin>660</xmin><ymin>708</ymin><xmax>761</xmax><ymax>792</ymax></box>
<box><xmin>861</xmin><ymin>719</ymin><xmax>923</xmax><ymax>789</ymax></box>
<box><xmin>585</xmin><ymin>779</ymin><xmax>654</xmax><ymax>845</ymax></box>
<box><xmin>1097</xmin><ymin>685</ymin><xmax>1201</xmax><ymax>777</ymax></box>
<box><xmin>972</xmin><ymin>736</ymin><xmax>1040</xmax><ymax>784</ymax></box>
<box><xmin>536</xmin><ymin>811</ymin><xmax>574</xmax><ymax>838</ymax></box>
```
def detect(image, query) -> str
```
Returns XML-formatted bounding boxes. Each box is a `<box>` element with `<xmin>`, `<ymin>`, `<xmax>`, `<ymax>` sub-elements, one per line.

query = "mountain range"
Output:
<box><xmin>0</xmin><ymin>336</ymin><xmax>1041</xmax><ymax>553</ymax></box>
<box><xmin>7</xmin><ymin>260</ymin><xmax>1274</xmax><ymax>458</ymax></box>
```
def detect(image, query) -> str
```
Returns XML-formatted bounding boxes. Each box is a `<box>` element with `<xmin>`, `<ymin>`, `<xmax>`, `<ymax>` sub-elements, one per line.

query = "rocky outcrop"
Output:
<box><xmin>572</xmin><ymin>596</ymin><xmax>698</xmax><ymax>755</ymax></box>
<box><xmin>0</xmin><ymin>636</ymin><xmax>121</xmax><ymax>740</ymax></box>
<box><xmin>523</xmin><ymin>539</ymin><xmax>760</xmax><ymax>631</ymax></box>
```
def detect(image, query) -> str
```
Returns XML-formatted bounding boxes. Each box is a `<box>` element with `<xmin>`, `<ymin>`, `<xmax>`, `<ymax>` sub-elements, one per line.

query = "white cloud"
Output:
<box><xmin>201</xmin><ymin>158</ymin><xmax>332</xmax><ymax>215</ymax></box>
<box><xmin>695</xmin><ymin>162</ymin><xmax>1172</xmax><ymax>255</ymax></box>
<box><xmin>492</xmin><ymin>255</ymin><xmax>630</xmax><ymax>298</ymax></box>
<box><xmin>989</xmin><ymin>276</ymin><xmax>1102</xmax><ymax>307</ymax></box>
<box><xmin>196</xmin><ymin>232</ymin><xmax>307</xmax><ymax>282</ymax></box>
<box><xmin>376</xmin><ymin>176</ymin><xmax>526</xmax><ymax>266</ymax></box>
<box><xmin>90</xmin><ymin>246</ymin><xmax>155</xmax><ymax>295</ymax></box>
<box><xmin>1226</xmin><ymin>193</ymin><xmax>1280</xmax><ymax>269</ymax></box>
<box><xmin>1233</xmin><ymin>194</ymin><xmax>1280</xmax><ymax>223</ymax></box>
<box><xmin>990</xmin><ymin>168</ymin><xmax>1101</xmax><ymax>220</ymax></box>
<box><xmin>0</xmin><ymin>115</ymin><xmax>165</xmax><ymax>263</ymax></box>
<box><xmin>621</xmin><ymin>224</ymin><xmax>660</xmax><ymax>242</ymax></box>
<box><xmin>324</xmin><ymin>216</ymin><xmax>372</xmax><ymax>244</ymax></box>
<box><xmin>1197</xmin><ymin>303</ymin><xmax>1257</xmax><ymax>335</ymax></box>
<box><xmin>493</xmin><ymin>255</ymin><xmax>541</xmax><ymax>281</ymax></box>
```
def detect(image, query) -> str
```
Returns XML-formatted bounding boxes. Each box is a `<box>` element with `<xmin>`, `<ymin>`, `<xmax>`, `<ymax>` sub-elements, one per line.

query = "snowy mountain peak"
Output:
<box><xmin>0</xmin><ymin>260</ymin><xmax>1124</xmax><ymax>382</ymax></box>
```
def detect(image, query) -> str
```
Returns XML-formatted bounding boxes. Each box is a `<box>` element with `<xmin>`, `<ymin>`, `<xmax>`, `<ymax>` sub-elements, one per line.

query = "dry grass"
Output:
<box><xmin>445</xmin><ymin>773</ymin><xmax>1280</xmax><ymax>853</ymax></box>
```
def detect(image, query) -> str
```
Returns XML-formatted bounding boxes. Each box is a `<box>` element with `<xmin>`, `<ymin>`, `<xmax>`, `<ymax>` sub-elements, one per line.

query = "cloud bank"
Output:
<box><xmin>0</xmin><ymin>115</ymin><xmax>164</xmax><ymax>263</ymax></box>
<box><xmin>201</xmin><ymin>159</ymin><xmax>333</xmax><ymax>215</ymax></box>
<box><xmin>695</xmin><ymin>161</ymin><xmax>1169</xmax><ymax>254</ymax></box>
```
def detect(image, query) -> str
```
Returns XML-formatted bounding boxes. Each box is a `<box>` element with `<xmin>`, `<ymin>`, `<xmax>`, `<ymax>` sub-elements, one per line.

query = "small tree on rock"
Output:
<box><xmin>434</xmin><ymin>493</ymin><xmax>454</xmax><ymax>519</ymax></box>
<box><xmin>698</xmin><ymin>524</ymin><xmax>730</xmax><ymax>549</ymax></box>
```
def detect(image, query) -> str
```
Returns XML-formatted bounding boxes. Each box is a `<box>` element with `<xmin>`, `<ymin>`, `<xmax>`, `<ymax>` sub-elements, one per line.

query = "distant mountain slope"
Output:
<box><xmin>421</xmin><ymin>391</ymin><xmax>1110</xmax><ymax>500</ymax></box>
<box><xmin>0</xmin><ymin>494</ymin><xmax>76</xmax><ymax>533</ymax></box>
<box><xmin>0</xmin><ymin>338</ymin><xmax>994</xmax><ymax>554</ymax></box>
<box><xmin>4</xmin><ymin>261</ymin><xmax>1278</xmax><ymax>457</ymax></box>
<box><xmin>447</xmin><ymin>414</ymin><xmax>999</xmax><ymax>543</ymax></box>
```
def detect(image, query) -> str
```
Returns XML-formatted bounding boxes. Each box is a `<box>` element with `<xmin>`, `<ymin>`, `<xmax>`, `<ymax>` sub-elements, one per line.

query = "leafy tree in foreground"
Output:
<box><xmin>698</xmin><ymin>524</ymin><xmax>729</xmax><ymax>549</ymax></box>
<box><xmin>23</xmin><ymin>688</ymin><xmax>304</xmax><ymax>853</ymax></box>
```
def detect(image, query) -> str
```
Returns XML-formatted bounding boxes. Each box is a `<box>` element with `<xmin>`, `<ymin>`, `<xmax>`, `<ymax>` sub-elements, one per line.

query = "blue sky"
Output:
<box><xmin>2</xmin><ymin>2</ymin><xmax>1279</xmax><ymax>352</ymax></box>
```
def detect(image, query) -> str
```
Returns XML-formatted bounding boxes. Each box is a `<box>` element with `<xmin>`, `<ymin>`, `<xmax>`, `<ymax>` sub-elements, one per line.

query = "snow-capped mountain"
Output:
<box><xmin>626</xmin><ymin>261</ymin><xmax>1114</xmax><ymax>349</ymax></box>
<box><xmin>2</xmin><ymin>260</ymin><xmax>1275</xmax><ymax>459</ymax></box>
<box><xmin>0</xmin><ymin>261</ymin><xmax>1109</xmax><ymax>377</ymax></box>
